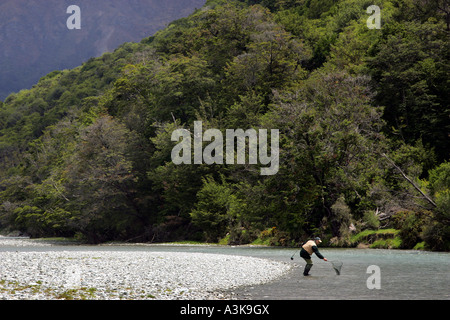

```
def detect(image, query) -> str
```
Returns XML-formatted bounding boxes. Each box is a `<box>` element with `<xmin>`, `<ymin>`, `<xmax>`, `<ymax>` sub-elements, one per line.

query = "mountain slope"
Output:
<box><xmin>0</xmin><ymin>0</ymin><xmax>206</xmax><ymax>100</ymax></box>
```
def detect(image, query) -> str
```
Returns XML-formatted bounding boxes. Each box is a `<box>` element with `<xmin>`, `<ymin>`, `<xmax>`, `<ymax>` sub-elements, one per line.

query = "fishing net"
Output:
<box><xmin>329</xmin><ymin>260</ymin><xmax>343</xmax><ymax>275</ymax></box>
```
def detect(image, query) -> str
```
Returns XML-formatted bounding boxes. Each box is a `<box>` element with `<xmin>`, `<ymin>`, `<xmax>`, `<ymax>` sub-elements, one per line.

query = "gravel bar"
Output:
<box><xmin>0</xmin><ymin>239</ymin><xmax>291</xmax><ymax>300</ymax></box>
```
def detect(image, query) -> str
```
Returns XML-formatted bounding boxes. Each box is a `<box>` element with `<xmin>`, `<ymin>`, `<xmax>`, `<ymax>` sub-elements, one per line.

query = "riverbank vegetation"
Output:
<box><xmin>0</xmin><ymin>0</ymin><xmax>449</xmax><ymax>250</ymax></box>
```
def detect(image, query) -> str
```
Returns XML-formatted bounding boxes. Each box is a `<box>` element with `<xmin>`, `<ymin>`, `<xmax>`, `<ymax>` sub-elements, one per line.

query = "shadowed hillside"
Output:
<box><xmin>0</xmin><ymin>0</ymin><xmax>206</xmax><ymax>100</ymax></box>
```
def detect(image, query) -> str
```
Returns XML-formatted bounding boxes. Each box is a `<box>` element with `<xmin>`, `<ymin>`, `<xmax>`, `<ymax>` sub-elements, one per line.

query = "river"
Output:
<box><xmin>0</xmin><ymin>238</ymin><xmax>448</xmax><ymax>300</ymax></box>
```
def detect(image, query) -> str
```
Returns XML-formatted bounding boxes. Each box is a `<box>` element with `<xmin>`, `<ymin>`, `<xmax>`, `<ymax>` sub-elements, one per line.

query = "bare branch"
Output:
<box><xmin>381</xmin><ymin>153</ymin><xmax>437</xmax><ymax>208</ymax></box>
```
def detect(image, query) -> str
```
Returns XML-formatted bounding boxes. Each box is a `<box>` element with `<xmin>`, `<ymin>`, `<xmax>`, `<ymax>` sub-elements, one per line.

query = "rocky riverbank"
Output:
<box><xmin>0</xmin><ymin>238</ymin><xmax>292</xmax><ymax>300</ymax></box>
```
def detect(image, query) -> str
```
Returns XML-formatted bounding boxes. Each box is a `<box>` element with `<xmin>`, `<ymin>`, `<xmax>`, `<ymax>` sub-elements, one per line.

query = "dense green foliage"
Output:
<box><xmin>0</xmin><ymin>0</ymin><xmax>448</xmax><ymax>250</ymax></box>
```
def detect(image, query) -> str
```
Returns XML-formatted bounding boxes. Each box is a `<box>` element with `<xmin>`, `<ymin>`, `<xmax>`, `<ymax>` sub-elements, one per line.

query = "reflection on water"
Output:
<box><xmin>1</xmin><ymin>238</ymin><xmax>449</xmax><ymax>300</ymax></box>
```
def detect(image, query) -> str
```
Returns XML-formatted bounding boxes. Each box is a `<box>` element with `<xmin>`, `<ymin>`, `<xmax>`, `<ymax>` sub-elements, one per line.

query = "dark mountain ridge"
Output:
<box><xmin>0</xmin><ymin>0</ymin><xmax>206</xmax><ymax>100</ymax></box>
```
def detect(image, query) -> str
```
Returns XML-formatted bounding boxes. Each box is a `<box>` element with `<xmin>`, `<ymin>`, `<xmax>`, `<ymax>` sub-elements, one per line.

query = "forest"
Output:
<box><xmin>0</xmin><ymin>0</ymin><xmax>448</xmax><ymax>250</ymax></box>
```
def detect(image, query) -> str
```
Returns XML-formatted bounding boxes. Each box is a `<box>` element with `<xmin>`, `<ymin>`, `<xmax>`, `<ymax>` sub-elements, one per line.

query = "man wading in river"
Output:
<box><xmin>300</xmin><ymin>237</ymin><xmax>327</xmax><ymax>276</ymax></box>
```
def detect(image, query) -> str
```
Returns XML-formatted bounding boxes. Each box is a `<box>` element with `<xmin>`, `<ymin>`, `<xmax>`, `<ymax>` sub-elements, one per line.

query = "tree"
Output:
<box><xmin>422</xmin><ymin>162</ymin><xmax>450</xmax><ymax>250</ymax></box>
<box><xmin>190</xmin><ymin>176</ymin><xmax>236</xmax><ymax>242</ymax></box>
<box><xmin>223</xmin><ymin>19</ymin><xmax>309</xmax><ymax>106</ymax></box>
<box><xmin>368</xmin><ymin>19</ymin><xmax>450</xmax><ymax>162</ymax></box>
<box><xmin>65</xmin><ymin>116</ymin><xmax>145</xmax><ymax>242</ymax></box>
<box><xmin>263</xmin><ymin>70</ymin><xmax>386</xmax><ymax>236</ymax></box>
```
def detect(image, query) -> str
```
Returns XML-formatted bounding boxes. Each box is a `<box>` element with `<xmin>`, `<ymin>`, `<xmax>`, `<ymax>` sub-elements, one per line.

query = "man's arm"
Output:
<box><xmin>312</xmin><ymin>246</ymin><xmax>326</xmax><ymax>260</ymax></box>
